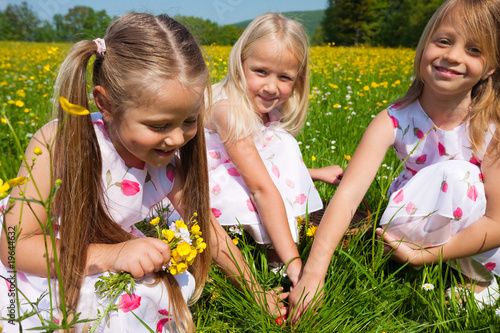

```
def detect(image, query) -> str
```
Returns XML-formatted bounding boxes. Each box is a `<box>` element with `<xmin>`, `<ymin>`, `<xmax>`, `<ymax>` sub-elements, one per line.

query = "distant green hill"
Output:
<box><xmin>232</xmin><ymin>10</ymin><xmax>324</xmax><ymax>37</ymax></box>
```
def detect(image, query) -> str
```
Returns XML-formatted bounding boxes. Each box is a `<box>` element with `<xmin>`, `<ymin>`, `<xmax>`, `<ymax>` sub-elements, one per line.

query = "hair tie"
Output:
<box><xmin>93</xmin><ymin>38</ymin><xmax>106</xmax><ymax>56</ymax></box>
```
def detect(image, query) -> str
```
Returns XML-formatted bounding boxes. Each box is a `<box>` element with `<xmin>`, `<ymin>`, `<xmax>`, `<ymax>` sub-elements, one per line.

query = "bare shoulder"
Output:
<box><xmin>31</xmin><ymin>120</ymin><xmax>59</xmax><ymax>148</ymax></box>
<box><xmin>208</xmin><ymin>99</ymin><xmax>229</xmax><ymax>129</ymax></box>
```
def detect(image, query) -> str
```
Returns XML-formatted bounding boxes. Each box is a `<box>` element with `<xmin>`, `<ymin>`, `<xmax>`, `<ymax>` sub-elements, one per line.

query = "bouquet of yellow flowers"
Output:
<box><xmin>149</xmin><ymin>212</ymin><xmax>207</xmax><ymax>275</ymax></box>
<box><xmin>92</xmin><ymin>211</ymin><xmax>205</xmax><ymax>332</ymax></box>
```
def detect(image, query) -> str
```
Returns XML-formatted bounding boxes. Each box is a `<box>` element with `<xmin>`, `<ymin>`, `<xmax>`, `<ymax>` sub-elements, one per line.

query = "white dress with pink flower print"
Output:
<box><xmin>205</xmin><ymin>107</ymin><xmax>323</xmax><ymax>244</ymax></box>
<box><xmin>380</xmin><ymin>100</ymin><xmax>500</xmax><ymax>277</ymax></box>
<box><xmin>0</xmin><ymin>112</ymin><xmax>194</xmax><ymax>332</ymax></box>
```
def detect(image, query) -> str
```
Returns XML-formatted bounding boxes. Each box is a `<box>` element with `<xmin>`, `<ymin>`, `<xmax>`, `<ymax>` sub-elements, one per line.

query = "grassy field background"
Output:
<box><xmin>1</xmin><ymin>42</ymin><xmax>499</xmax><ymax>332</ymax></box>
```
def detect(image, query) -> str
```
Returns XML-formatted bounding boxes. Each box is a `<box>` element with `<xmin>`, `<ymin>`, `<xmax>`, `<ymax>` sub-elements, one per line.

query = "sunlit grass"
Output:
<box><xmin>1</xmin><ymin>41</ymin><xmax>499</xmax><ymax>332</ymax></box>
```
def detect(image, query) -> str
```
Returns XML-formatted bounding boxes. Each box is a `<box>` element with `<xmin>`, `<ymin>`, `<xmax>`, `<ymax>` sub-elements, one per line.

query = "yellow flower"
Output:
<box><xmin>363</xmin><ymin>85</ymin><xmax>370</xmax><ymax>91</ymax></box>
<box><xmin>33</xmin><ymin>147</ymin><xmax>42</xmax><ymax>156</ymax></box>
<box><xmin>176</xmin><ymin>262</ymin><xmax>188</xmax><ymax>274</ymax></box>
<box><xmin>149</xmin><ymin>216</ymin><xmax>160</xmax><ymax>226</ymax></box>
<box><xmin>177</xmin><ymin>242</ymin><xmax>191</xmax><ymax>257</ymax></box>
<box><xmin>162</xmin><ymin>229</ymin><xmax>175</xmax><ymax>242</ymax></box>
<box><xmin>169</xmin><ymin>264</ymin><xmax>179</xmax><ymax>275</ymax></box>
<box><xmin>232</xmin><ymin>237</ymin><xmax>239</xmax><ymax>245</ymax></box>
<box><xmin>171</xmin><ymin>249</ymin><xmax>181</xmax><ymax>262</ymax></box>
<box><xmin>196</xmin><ymin>237</ymin><xmax>207</xmax><ymax>253</ymax></box>
<box><xmin>311</xmin><ymin>156</ymin><xmax>316</xmax><ymax>162</ymax></box>
<box><xmin>175</xmin><ymin>220</ymin><xmax>187</xmax><ymax>230</ymax></box>
<box><xmin>306</xmin><ymin>226</ymin><xmax>318</xmax><ymax>237</ymax></box>
<box><xmin>7</xmin><ymin>177</ymin><xmax>27</xmax><ymax>187</ymax></box>
<box><xmin>0</xmin><ymin>182</ymin><xmax>10</xmax><ymax>197</ymax></box>
<box><xmin>59</xmin><ymin>96</ymin><xmax>90</xmax><ymax>116</ymax></box>
<box><xmin>344</xmin><ymin>155</ymin><xmax>352</xmax><ymax>162</ymax></box>
<box><xmin>296</xmin><ymin>215</ymin><xmax>304</xmax><ymax>224</ymax></box>
<box><xmin>191</xmin><ymin>223</ymin><xmax>201</xmax><ymax>236</ymax></box>
<box><xmin>1</xmin><ymin>118</ymin><xmax>7</xmax><ymax>124</ymax></box>
<box><xmin>15</xmin><ymin>100</ymin><xmax>24</xmax><ymax>108</ymax></box>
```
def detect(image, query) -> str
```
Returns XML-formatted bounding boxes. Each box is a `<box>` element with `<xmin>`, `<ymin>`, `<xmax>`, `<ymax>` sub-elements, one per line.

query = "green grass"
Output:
<box><xmin>1</xmin><ymin>42</ymin><xmax>499</xmax><ymax>332</ymax></box>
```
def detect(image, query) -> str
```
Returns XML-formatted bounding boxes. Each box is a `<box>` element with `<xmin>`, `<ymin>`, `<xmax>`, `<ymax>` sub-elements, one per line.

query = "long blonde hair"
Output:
<box><xmin>52</xmin><ymin>13</ymin><xmax>211</xmax><ymax>332</ymax></box>
<box><xmin>395</xmin><ymin>0</ymin><xmax>500</xmax><ymax>156</ymax></box>
<box><xmin>209</xmin><ymin>12</ymin><xmax>310</xmax><ymax>143</ymax></box>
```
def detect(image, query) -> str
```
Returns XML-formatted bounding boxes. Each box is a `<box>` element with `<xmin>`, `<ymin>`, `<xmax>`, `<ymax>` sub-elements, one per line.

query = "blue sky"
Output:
<box><xmin>2</xmin><ymin>0</ymin><xmax>328</xmax><ymax>24</ymax></box>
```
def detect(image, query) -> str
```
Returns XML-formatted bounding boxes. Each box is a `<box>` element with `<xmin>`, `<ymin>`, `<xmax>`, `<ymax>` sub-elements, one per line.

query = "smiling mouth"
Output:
<box><xmin>435</xmin><ymin>66</ymin><xmax>462</xmax><ymax>76</ymax></box>
<box><xmin>259</xmin><ymin>95</ymin><xmax>277</xmax><ymax>103</ymax></box>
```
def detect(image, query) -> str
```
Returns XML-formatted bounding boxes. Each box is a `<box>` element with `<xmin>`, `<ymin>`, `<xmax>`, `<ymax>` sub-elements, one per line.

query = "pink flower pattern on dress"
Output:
<box><xmin>272</xmin><ymin>165</ymin><xmax>280</xmax><ymax>178</ymax></box>
<box><xmin>438</xmin><ymin>142</ymin><xmax>446</xmax><ymax>156</ymax></box>
<box><xmin>485</xmin><ymin>262</ymin><xmax>497</xmax><ymax>271</ymax></box>
<box><xmin>211</xmin><ymin>208</ymin><xmax>222</xmax><ymax>218</ymax></box>
<box><xmin>416</xmin><ymin>154</ymin><xmax>427</xmax><ymax>164</ymax></box>
<box><xmin>209</xmin><ymin>151</ymin><xmax>220</xmax><ymax>159</ymax></box>
<box><xmin>453</xmin><ymin>207</ymin><xmax>463</xmax><ymax>221</ymax></box>
<box><xmin>467</xmin><ymin>185</ymin><xmax>478</xmax><ymax>202</ymax></box>
<box><xmin>212</xmin><ymin>184</ymin><xmax>221</xmax><ymax>195</ymax></box>
<box><xmin>393</xmin><ymin>189</ymin><xmax>404</xmax><ymax>204</ymax></box>
<box><xmin>390</xmin><ymin>116</ymin><xmax>399</xmax><ymax>128</ymax></box>
<box><xmin>156</xmin><ymin>309</ymin><xmax>171</xmax><ymax>333</ymax></box>
<box><xmin>441</xmin><ymin>181</ymin><xmax>448</xmax><ymax>193</ymax></box>
<box><xmin>166</xmin><ymin>165</ymin><xmax>175</xmax><ymax>182</ymax></box>
<box><xmin>246</xmin><ymin>199</ymin><xmax>256</xmax><ymax>212</ymax></box>
<box><xmin>407</xmin><ymin>167</ymin><xmax>418</xmax><ymax>176</ymax></box>
<box><xmin>469</xmin><ymin>156</ymin><xmax>481</xmax><ymax>166</ymax></box>
<box><xmin>119</xmin><ymin>180</ymin><xmax>140</xmax><ymax>196</ymax></box>
<box><xmin>295</xmin><ymin>194</ymin><xmax>307</xmax><ymax>205</ymax></box>
<box><xmin>415</xmin><ymin>128</ymin><xmax>424</xmax><ymax>139</ymax></box>
<box><xmin>406</xmin><ymin>202</ymin><xmax>416</xmax><ymax>215</ymax></box>
<box><xmin>227</xmin><ymin>167</ymin><xmax>240</xmax><ymax>177</ymax></box>
<box><xmin>118</xmin><ymin>293</ymin><xmax>141</xmax><ymax>312</ymax></box>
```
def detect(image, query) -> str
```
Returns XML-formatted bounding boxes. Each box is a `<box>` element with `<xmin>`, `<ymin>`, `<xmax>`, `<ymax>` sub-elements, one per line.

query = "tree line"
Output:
<box><xmin>0</xmin><ymin>1</ymin><xmax>244</xmax><ymax>45</ymax></box>
<box><xmin>2</xmin><ymin>0</ymin><xmax>445</xmax><ymax>47</ymax></box>
<box><xmin>320</xmin><ymin>0</ymin><xmax>445</xmax><ymax>47</ymax></box>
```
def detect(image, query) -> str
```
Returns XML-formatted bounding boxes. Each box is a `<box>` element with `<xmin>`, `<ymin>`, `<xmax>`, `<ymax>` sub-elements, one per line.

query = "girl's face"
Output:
<box><xmin>243</xmin><ymin>39</ymin><xmax>300</xmax><ymax>121</ymax></box>
<box><xmin>420</xmin><ymin>12</ymin><xmax>495</xmax><ymax>100</ymax></box>
<box><xmin>105</xmin><ymin>79</ymin><xmax>204</xmax><ymax>169</ymax></box>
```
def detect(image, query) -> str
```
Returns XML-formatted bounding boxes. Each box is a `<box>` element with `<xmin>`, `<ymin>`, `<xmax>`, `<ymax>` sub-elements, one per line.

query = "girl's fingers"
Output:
<box><xmin>279</xmin><ymin>291</ymin><xmax>290</xmax><ymax>300</ymax></box>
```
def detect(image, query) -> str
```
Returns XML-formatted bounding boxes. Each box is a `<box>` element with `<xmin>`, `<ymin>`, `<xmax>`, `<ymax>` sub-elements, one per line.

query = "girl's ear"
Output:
<box><xmin>482</xmin><ymin>68</ymin><xmax>496</xmax><ymax>80</ymax></box>
<box><xmin>93</xmin><ymin>86</ymin><xmax>112</xmax><ymax>121</ymax></box>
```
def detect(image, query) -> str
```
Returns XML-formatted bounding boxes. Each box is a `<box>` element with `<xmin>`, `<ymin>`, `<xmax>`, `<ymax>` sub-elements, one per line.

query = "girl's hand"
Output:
<box><xmin>288</xmin><ymin>277</ymin><xmax>324</xmax><ymax>325</ymax></box>
<box><xmin>376</xmin><ymin>228</ymin><xmax>423</xmax><ymax>266</ymax></box>
<box><xmin>107</xmin><ymin>238</ymin><xmax>171</xmax><ymax>278</ymax></box>
<box><xmin>308</xmin><ymin>165</ymin><xmax>344</xmax><ymax>185</ymax></box>
<box><xmin>261</xmin><ymin>286</ymin><xmax>289</xmax><ymax>318</ymax></box>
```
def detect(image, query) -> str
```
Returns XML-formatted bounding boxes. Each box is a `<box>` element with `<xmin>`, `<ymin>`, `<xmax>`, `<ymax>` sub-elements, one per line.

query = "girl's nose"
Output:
<box><xmin>164</xmin><ymin>127</ymin><xmax>185</xmax><ymax>147</ymax></box>
<box><xmin>263</xmin><ymin>78</ymin><xmax>278</xmax><ymax>95</ymax></box>
<box><xmin>443</xmin><ymin>45</ymin><xmax>462</xmax><ymax>63</ymax></box>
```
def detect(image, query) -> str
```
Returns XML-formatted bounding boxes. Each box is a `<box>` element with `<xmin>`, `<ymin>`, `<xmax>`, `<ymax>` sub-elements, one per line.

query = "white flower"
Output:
<box><xmin>229</xmin><ymin>225</ymin><xmax>242</xmax><ymax>235</ymax></box>
<box><xmin>179</xmin><ymin>228</ymin><xmax>192</xmax><ymax>244</ymax></box>
<box><xmin>422</xmin><ymin>283</ymin><xmax>434</xmax><ymax>291</ymax></box>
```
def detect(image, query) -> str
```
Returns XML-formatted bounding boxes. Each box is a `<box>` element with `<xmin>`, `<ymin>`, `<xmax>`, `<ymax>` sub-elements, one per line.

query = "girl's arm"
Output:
<box><xmin>167</xmin><ymin>156</ymin><xmax>288</xmax><ymax>316</ymax></box>
<box><xmin>308</xmin><ymin>165</ymin><xmax>344</xmax><ymax>185</ymax></box>
<box><xmin>210</xmin><ymin>101</ymin><xmax>302</xmax><ymax>284</ymax></box>
<box><xmin>288</xmin><ymin>110</ymin><xmax>395</xmax><ymax>323</ymax></box>
<box><xmin>379</xmin><ymin>131</ymin><xmax>500</xmax><ymax>265</ymax></box>
<box><xmin>0</xmin><ymin>123</ymin><xmax>170</xmax><ymax>279</ymax></box>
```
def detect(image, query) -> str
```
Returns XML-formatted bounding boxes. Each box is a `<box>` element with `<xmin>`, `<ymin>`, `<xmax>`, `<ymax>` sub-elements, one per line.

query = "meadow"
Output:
<box><xmin>1</xmin><ymin>41</ymin><xmax>499</xmax><ymax>332</ymax></box>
